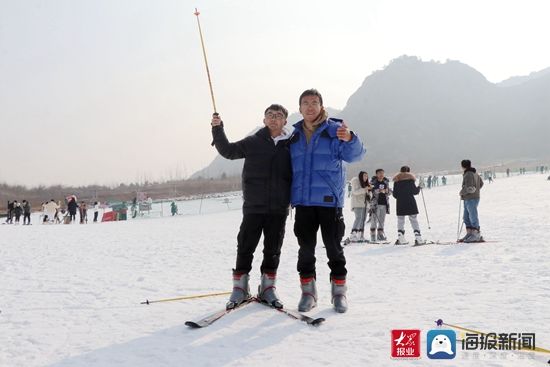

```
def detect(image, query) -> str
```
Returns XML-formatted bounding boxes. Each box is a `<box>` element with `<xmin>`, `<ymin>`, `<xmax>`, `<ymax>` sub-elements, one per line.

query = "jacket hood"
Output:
<box><xmin>393</xmin><ymin>172</ymin><xmax>416</xmax><ymax>182</ymax></box>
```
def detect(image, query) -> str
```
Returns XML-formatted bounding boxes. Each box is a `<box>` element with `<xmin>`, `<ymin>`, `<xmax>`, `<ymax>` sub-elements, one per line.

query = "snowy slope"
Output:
<box><xmin>1</xmin><ymin>174</ymin><xmax>549</xmax><ymax>366</ymax></box>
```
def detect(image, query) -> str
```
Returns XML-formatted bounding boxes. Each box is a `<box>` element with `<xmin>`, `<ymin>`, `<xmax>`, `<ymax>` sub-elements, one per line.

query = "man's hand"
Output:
<box><xmin>336</xmin><ymin>121</ymin><xmax>352</xmax><ymax>142</ymax></box>
<box><xmin>211</xmin><ymin>113</ymin><xmax>222</xmax><ymax>127</ymax></box>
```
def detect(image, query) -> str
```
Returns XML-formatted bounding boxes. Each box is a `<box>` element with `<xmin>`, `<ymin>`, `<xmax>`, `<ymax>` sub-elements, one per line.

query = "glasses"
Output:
<box><xmin>300</xmin><ymin>101</ymin><xmax>320</xmax><ymax>107</ymax></box>
<box><xmin>265</xmin><ymin>113</ymin><xmax>286</xmax><ymax>120</ymax></box>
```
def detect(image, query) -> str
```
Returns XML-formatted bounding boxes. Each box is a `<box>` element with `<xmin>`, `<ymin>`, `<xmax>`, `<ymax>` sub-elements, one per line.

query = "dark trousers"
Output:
<box><xmin>294</xmin><ymin>206</ymin><xmax>347</xmax><ymax>280</ymax></box>
<box><xmin>93</xmin><ymin>212</ymin><xmax>99</xmax><ymax>222</ymax></box>
<box><xmin>23</xmin><ymin>213</ymin><xmax>31</xmax><ymax>225</ymax></box>
<box><xmin>235</xmin><ymin>213</ymin><xmax>287</xmax><ymax>274</ymax></box>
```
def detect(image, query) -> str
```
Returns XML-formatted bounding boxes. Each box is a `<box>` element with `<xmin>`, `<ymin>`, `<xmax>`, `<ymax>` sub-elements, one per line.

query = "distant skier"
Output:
<box><xmin>369</xmin><ymin>169</ymin><xmax>391</xmax><ymax>242</ymax></box>
<box><xmin>392</xmin><ymin>166</ymin><xmax>424</xmax><ymax>245</ymax></box>
<box><xmin>67</xmin><ymin>197</ymin><xmax>78</xmax><ymax>223</ymax></box>
<box><xmin>170</xmin><ymin>201</ymin><xmax>178</xmax><ymax>216</ymax></box>
<box><xmin>506</xmin><ymin>168</ymin><xmax>510</xmax><ymax>177</ymax></box>
<box><xmin>22</xmin><ymin>200</ymin><xmax>31</xmax><ymax>225</ymax></box>
<box><xmin>79</xmin><ymin>201</ymin><xmax>88</xmax><ymax>223</ymax></box>
<box><xmin>6</xmin><ymin>201</ymin><xmax>14</xmax><ymax>224</ymax></box>
<box><xmin>442</xmin><ymin>175</ymin><xmax>447</xmax><ymax>185</ymax></box>
<box><xmin>212</xmin><ymin>104</ymin><xmax>292</xmax><ymax>310</ymax></box>
<box><xmin>427</xmin><ymin>175</ymin><xmax>432</xmax><ymax>189</ymax></box>
<box><xmin>13</xmin><ymin>201</ymin><xmax>22</xmax><ymax>224</ymax></box>
<box><xmin>459</xmin><ymin>159</ymin><xmax>484</xmax><ymax>242</ymax></box>
<box><xmin>93</xmin><ymin>202</ymin><xmax>100</xmax><ymax>222</ymax></box>
<box><xmin>348</xmin><ymin>171</ymin><xmax>372</xmax><ymax>242</ymax></box>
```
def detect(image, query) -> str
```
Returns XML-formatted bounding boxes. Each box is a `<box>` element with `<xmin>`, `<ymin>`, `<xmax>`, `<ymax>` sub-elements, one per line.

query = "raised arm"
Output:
<box><xmin>211</xmin><ymin>114</ymin><xmax>247</xmax><ymax>160</ymax></box>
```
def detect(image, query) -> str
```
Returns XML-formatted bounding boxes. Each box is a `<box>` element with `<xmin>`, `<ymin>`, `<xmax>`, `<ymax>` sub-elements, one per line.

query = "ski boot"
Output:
<box><xmin>464</xmin><ymin>228</ymin><xmax>482</xmax><ymax>243</ymax></box>
<box><xmin>370</xmin><ymin>230</ymin><xmax>376</xmax><ymax>243</ymax></box>
<box><xmin>226</xmin><ymin>272</ymin><xmax>251</xmax><ymax>310</ymax></box>
<box><xmin>331</xmin><ymin>277</ymin><xmax>348</xmax><ymax>313</ymax></box>
<box><xmin>258</xmin><ymin>272</ymin><xmax>283</xmax><ymax>309</ymax></box>
<box><xmin>414</xmin><ymin>231</ymin><xmax>426</xmax><ymax>245</ymax></box>
<box><xmin>377</xmin><ymin>230</ymin><xmax>387</xmax><ymax>242</ymax></box>
<box><xmin>395</xmin><ymin>231</ymin><xmax>408</xmax><ymax>245</ymax></box>
<box><xmin>458</xmin><ymin>228</ymin><xmax>473</xmax><ymax>242</ymax></box>
<box><xmin>298</xmin><ymin>277</ymin><xmax>317</xmax><ymax>312</ymax></box>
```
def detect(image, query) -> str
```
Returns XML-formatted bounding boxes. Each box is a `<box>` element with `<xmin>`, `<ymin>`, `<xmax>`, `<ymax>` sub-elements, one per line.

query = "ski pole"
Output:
<box><xmin>141</xmin><ymin>291</ymin><xmax>231</xmax><ymax>305</ymax></box>
<box><xmin>420</xmin><ymin>188</ymin><xmax>431</xmax><ymax>229</ymax></box>
<box><xmin>456</xmin><ymin>198</ymin><xmax>463</xmax><ymax>240</ymax></box>
<box><xmin>194</xmin><ymin>8</ymin><xmax>218</xmax><ymax>114</ymax></box>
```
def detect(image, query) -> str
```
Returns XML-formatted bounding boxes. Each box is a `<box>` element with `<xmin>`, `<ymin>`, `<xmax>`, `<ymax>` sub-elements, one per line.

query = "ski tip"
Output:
<box><xmin>310</xmin><ymin>317</ymin><xmax>325</xmax><ymax>326</ymax></box>
<box><xmin>185</xmin><ymin>321</ymin><xmax>202</xmax><ymax>329</ymax></box>
<box><xmin>140</xmin><ymin>299</ymin><xmax>150</xmax><ymax>305</ymax></box>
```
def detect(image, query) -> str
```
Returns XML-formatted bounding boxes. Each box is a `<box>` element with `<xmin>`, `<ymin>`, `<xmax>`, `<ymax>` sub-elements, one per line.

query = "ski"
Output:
<box><xmin>257</xmin><ymin>300</ymin><xmax>325</xmax><ymax>326</ymax></box>
<box><xmin>185</xmin><ymin>298</ymin><xmax>255</xmax><ymax>328</ymax></box>
<box><xmin>412</xmin><ymin>240</ymin><xmax>497</xmax><ymax>247</ymax></box>
<box><xmin>342</xmin><ymin>239</ymin><xmax>391</xmax><ymax>246</ymax></box>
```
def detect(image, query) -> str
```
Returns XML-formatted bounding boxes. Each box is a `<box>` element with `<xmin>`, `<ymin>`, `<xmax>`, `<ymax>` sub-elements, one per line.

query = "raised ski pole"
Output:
<box><xmin>194</xmin><ymin>8</ymin><xmax>217</xmax><ymax>114</ymax></box>
<box><xmin>141</xmin><ymin>291</ymin><xmax>231</xmax><ymax>305</ymax></box>
<box><xmin>420</xmin><ymin>187</ymin><xmax>431</xmax><ymax>229</ymax></box>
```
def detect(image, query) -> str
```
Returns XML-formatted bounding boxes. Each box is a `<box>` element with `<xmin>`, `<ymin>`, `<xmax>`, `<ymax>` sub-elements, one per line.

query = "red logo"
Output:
<box><xmin>391</xmin><ymin>329</ymin><xmax>421</xmax><ymax>359</ymax></box>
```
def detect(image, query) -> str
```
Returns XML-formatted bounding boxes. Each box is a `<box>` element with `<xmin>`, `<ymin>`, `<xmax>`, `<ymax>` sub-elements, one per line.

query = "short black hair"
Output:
<box><xmin>400</xmin><ymin>166</ymin><xmax>410</xmax><ymax>173</ymax></box>
<box><xmin>375</xmin><ymin>168</ymin><xmax>384</xmax><ymax>174</ymax></box>
<box><xmin>299</xmin><ymin>89</ymin><xmax>323</xmax><ymax>106</ymax></box>
<box><xmin>461</xmin><ymin>159</ymin><xmax>472</xmax><ymax>168</ymax></box>
<box><xmin>264</xmin><ymin>104</ymin><xmax>288</xmax><ymax>118</ymax></box>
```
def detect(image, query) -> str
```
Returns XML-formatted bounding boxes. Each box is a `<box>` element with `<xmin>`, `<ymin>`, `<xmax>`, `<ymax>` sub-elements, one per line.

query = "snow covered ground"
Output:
<box><xmin>1</xmin><ymin>173</ymin><xmax>549</xmax><ymax>366</ymax></box>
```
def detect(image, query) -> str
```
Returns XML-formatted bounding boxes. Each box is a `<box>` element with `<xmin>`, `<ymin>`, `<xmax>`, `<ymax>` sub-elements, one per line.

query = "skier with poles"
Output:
<box><xmin>347</xmin><ymin>171</ymin><xmax>372</xmax><ymax>243</ymax></box>
<box><xmin>369</xmin><ymin>169</ymin><xmax>391</xmax><ymax>242</ymax></box>
<box><xmin>459</xmin><ymin>159</ymin><xmax>484</xmax><ymax>242</ymax></box>
<box><xmin>392</xmin><ymin>166</ymin><xmax>425</xmax><ymax>245</ymax></box>
<box><xmin>289</xmin><ymin>89</ymin><xmax>366</xmax><ymax>313</ymax></box>
<box><xmin>211</xmin><ymin>104</ymin><xmax>292</xmax><ymax>310</ymax></box>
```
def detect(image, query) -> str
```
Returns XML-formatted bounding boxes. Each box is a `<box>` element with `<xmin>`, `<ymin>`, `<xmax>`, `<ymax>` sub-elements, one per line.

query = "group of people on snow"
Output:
<box><xmin>347</xmin><ymin>159</ymin><xmax>484</xmax><ymax>245</ymax></box>
<box><xmin>212</xmin><ymin>89</ymin><xmax>365</xmax><ymax>314</ymax></box>
<box><xmin>348</xmin><ymin>166</ymin><xmax>425</xmax><ymax>245</ymax></box>
<box><xmin>211</xmin><ymin>88</ymin><xmax>488</xmax><ymax>315</ymax></box>
<box><xmin>4</xmin><ymin>200</ymin><xmax>32</xmax><ymax>225</ymax></box>
<box><xmin>4</xmin><ymin>198</ymin><xmax>102</xmax><ymax>225</ymax></box>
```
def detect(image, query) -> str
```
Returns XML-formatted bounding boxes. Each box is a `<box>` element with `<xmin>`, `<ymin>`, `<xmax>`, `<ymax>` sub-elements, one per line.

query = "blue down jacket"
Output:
<box><xmin>290</xmin><ymin>118</ymin><xmax>366</xmax><ymax>208</ymax></box>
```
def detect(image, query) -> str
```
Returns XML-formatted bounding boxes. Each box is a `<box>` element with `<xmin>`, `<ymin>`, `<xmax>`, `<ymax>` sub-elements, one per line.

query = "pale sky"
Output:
<box><xmin>1</xmin><ymin>0</ymin><xmax>550</xmax><ymax>186</ymax></box>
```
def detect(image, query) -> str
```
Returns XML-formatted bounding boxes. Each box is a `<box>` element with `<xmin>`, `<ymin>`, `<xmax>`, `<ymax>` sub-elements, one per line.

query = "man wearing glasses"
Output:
<box><xmin>290</xmin><ymin>89</ymin><xmax>366</xmax><ymax>313</ymax></box>
<box><xmin>211</xmin><ymin>105</ymin><xmax>292</xmax><ymax>310</ymax></box>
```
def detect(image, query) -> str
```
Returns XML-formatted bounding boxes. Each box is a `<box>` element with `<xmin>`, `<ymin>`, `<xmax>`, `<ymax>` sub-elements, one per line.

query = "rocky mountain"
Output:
<box><xmin>193</xmin><ymin>56</ymin><xmax>550</xmax><ymax>179</ymax></box>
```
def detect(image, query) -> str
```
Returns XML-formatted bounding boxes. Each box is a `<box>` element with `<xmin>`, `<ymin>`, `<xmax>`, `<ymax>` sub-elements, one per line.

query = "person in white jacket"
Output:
<box><xmin>348</xmin><ymin>171</ymin><xmax>372</xmax><ymax>242</ymax></box>
<box><xmin>43</xmin><ymin>199</ymin><xmax>59</xmax><ymax>224</ymax></box>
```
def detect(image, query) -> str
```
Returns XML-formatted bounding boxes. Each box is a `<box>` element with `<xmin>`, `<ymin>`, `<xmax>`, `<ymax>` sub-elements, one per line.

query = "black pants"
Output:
<box><xmin>235</xmin><ymin>213</ymin><xmax>287</xmax><ymax>274</ymax></box>
<box><xmin>23</xmin><ymin>213</ymin><xmax>31</xmax><ymax>225</ymax></box>
<box><xmin>294</xmin><ymin>206</ymin><xmax>347</xmax><ymax>280</ymax></box>
<box><xmin>93</xmin><ymin>212</ymin><xmax>99</xmax><ymax>222</ymax></box>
